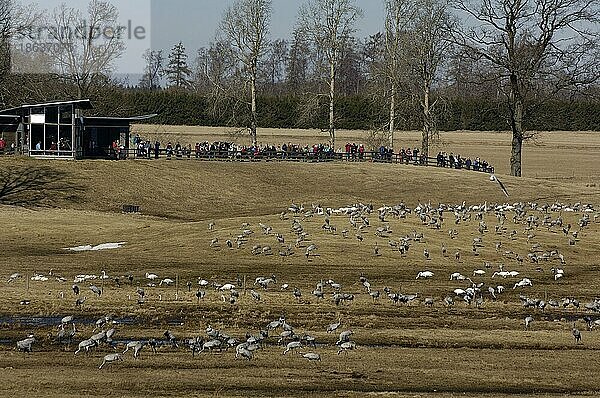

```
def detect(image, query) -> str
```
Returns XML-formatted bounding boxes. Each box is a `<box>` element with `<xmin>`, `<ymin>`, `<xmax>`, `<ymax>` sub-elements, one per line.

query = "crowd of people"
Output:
<box><xmin>123</xmin><ymin>134</ymin><xmax>494</xmax><ymax>173</ymax></box>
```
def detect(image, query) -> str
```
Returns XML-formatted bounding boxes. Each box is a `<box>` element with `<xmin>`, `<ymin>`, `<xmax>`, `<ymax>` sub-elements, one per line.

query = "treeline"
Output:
<box><xmin>92</xmin><ymin>89</ymin><xmax>600</xmax><ymax>132</ymax></box>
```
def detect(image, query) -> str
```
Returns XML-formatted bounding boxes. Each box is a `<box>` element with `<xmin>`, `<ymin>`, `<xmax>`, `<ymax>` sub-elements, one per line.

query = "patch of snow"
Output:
<box><xmin>65</xmin><ymin>242</ymin><xmax>126</xmax><ymax>251</ymax></box>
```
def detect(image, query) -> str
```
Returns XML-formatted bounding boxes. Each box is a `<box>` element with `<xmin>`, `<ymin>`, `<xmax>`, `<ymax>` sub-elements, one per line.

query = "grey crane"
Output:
<box><xmin>164</xmin><ymin>330</ymin><xmax>178</xmax><ymax>348</ymax></box>
<box><xmin>105</xmin><ymin>328</ymin><xmax>116</xmax><ymax>344</ymax></box>
<box><xmin>337</xmin><ymin>341</ymin><xmax>356</xmax><ymax>354</ymax></box>
<box><xmin>443</xmin><ymin>296</ymin><xmax>454</xmax><ymax>306</ymax></box>
<box><xmin>336</xmin><ymin>330</ymin><xmax>353</xmax><ymax>345</ymax></box>
<box><xmin>524</xmin><ymin>316</ymin><xmax>534</xmax><ymax>330</ymax></box>
<box><xmin>283</xmin><ymin>341</ymin><xmax>302</xmax><ymax>355</ymax></box>
<box><xmin>123</xmin><ymin>341</ymin><xmax>144</xmax><ymax>358</ymax></box>
<box><xmin>293</xmin><ymin>287</ymin><xmax>302</xmax><ymax>302</ymax></box>
<box><xmin>235</xmin><ymin>345</ymin><xmax>254</xmax><ymax>360</ymax></box>
<box><xmin>89</xmin><ymin>285</ymin><xmax>102</xmax><ymax>296</ymax></box>
<box><xmin>572</xmin><ymin>325</ymin><xmax>582</xmax><ymax>344</ymax></box>
<box><xmin>16</xmin><ymin>335</ymin><xmax>35</xmax><ymax>353</ymax></box>
<box><xmin>369</xmin><ymin>290</ymin><xmax>380</xmax><ymax>302</ymax></box>
<box><xmin>74</xmin><ymin>338</ymin><xmax>97</xmax><ymax>354</ymax></box>
<box><xmin>326</xmin><ymin>318</ymin><xmax>341</xmax><ymax>333</ymax></box>
<box><xmin>300</xmin><ymin>352</ymin><xmax>321</xmax><ymax>361</ymax></box>
<box><xmin>301</xmin><ymin>334</ymin><xmax>316</xmax><ymax>348</ymax></box>
<box><xmin>75</xmin><ymin>296</ymin><xmax>87</xmax><ymax>308</ymax></box>
<box><xmin>195</xmin><ymin>289</ymin><xmax>206</xmax><ymax>302</ymax></box>
<box><xmin>99</xmin><ymin>353</ymin><xmax>123</xmax><ymax>369</ymax></box>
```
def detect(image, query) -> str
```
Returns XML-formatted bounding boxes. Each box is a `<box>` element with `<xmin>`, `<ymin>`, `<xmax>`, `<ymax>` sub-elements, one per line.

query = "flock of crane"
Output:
<box><xmin>6</xmin><ymin>199</ymin><xmax>600</xmax><ymax>369</ymax></box>
<box><xmin>14</xmin><ymin>311</ymin><xmax>358</xmax><ymax>369</ymax></box>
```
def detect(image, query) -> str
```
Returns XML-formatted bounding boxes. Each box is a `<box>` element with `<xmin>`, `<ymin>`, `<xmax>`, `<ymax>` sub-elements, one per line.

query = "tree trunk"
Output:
<box><xmin>389</xmin><ymin>82</ymin><xmax>395</xmax><ymax>149</ymax></box>
<box><xmin>510</xmin><ymin>74</ymin><xmax>523</xmax><ymax>177</ymax></box>
<box><xmin>250</xmin><ymin>73</ymin><xmax>258</xmax><ymax>147</ymax></box>
<box><xmin>421</xmin><ymin>84</ymin><xmax>430</xmax><ymax>158</ymax></box>
<box><xmin>329</xmin><ymin>60</ymin><xmax>335</xmax><ymax>149</ymax></box>
<box><xmin>510</xmin><ymin>131</ymin><xmax>522</xmax><ymax>177</ymax></box>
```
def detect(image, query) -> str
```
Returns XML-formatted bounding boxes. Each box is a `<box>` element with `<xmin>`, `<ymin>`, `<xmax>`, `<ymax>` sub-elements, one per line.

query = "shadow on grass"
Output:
<box><xmin>0</xmin><ymin>164</ymin><xmax>84</xmax><ymax>207</ymax></box>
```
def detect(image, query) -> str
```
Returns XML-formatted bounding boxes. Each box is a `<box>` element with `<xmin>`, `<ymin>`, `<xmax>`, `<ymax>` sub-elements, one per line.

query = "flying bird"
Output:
<box><xmin>489</xmin><ymin>174</ymin><xmax>509</xmax><ymax>197</ymax></box>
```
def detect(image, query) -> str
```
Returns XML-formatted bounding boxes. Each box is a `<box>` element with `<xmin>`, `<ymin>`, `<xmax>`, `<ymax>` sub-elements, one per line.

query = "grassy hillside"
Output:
<box><xmin>1</xmin><ymin>157</ymin><xmax>598</xmax><ymax>221</ymax></box>
<box><xmin>1</xmin><ymin>153</ymin><xmax>600</xmax><ymax>397</ymax></box>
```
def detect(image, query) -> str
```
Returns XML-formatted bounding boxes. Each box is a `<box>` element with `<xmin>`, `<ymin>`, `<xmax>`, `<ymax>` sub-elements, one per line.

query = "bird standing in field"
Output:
<box><xmin>326</xmin><ymin>318</ymin><xmax>341</xmax><ymax>333</ymax></box>
<box><xmin>75</xmin><ymin>296</ymin><xmax>86</xmax><ymax>308</ymax></box>
<box><xmin>572</xmin><ymin>325</ymin><xmax>582</xmax><ymax>344</ymax></box>
<box><xmin>99</xmin><ymin>353</ymin><xmax>123</xmax><ymax>369</ymax></box>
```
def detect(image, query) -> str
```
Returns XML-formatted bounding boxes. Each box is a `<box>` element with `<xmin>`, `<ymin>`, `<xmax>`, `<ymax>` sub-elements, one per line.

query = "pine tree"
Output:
<box><xmin>165</xmin><ymin>42</ymin><xmax>192</xmax><ymax>89</ymax></box>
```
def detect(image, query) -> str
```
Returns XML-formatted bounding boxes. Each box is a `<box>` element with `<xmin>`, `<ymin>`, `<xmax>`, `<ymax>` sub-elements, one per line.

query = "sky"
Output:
<box><xmin>18</xmin><ymin>0</ymin><xmax>386</xmax><ymax>78</ymax></box>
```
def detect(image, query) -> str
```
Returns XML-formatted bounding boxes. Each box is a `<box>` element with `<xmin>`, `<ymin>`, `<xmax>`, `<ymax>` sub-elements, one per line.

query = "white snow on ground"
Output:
<box><xmin>64</xmin><ymin>242</ymin><xmax>126</xmax><ymax>251</ymax></box>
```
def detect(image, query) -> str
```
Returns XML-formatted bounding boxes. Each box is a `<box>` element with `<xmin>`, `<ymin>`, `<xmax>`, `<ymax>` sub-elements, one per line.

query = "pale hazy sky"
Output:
<box><xmin>23</xmin><ymin>0</ymin><xmax>386</xmax><ymax>76</ymax></box>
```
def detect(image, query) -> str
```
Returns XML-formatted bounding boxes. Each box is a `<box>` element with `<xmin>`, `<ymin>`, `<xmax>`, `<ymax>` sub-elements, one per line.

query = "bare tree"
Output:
<box><xmin>382</xmin><ymin>0</ymin><xmax>414</xmax><ymax>149</ymax></box>
<box><xmin>138</xmin><ymin>49</ymin><xmax>164</xmax><ymax>90</ymax></box>
<box><xmin>44</xmin><ymin>0</ymin><xmax>125</xmax><ymax>98</ymax></box>
<box><xmin>219</xmin><ymin>0</ymin><xmax>271</xmax><ymax>147</ymax></box>
<box><xmin>286</xmin><ymin>27</ymin><xmax>312</xmax><ymax>93</ymax></box>
<box><xmin>451</xmin><ymin>0</ymin><xmax>600</xmax><ymax>176</ymax></box>
<box><xmin>195</xmin><ymin>39</ymin><xmax>243</xmax><ymax>123</ymax></box>
<box><xmin>407</xmin><ymin>0</ymin><xmax>454</xmax><ymax>158</ymax></box>
<box><xmin>297</xmin><ymin>0</ymin><xmax>362</xmax><ymax>148</ymax></box>
<box><xmin>0</xmin><ymin>0</ymin><xmax>41</xmax><ymax>104</ymax></box>
<box><xmin>0</xmin><ymin>0</ymin><xmax>39</xmax><ymax>74</ymax></box>
<box><xmin>261</xmin><ymin>38</ymin><xmax>288</xmax><ymax>94</ymax></box>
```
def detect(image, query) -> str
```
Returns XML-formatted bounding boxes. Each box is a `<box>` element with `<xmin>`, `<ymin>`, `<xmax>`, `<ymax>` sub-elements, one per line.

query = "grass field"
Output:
<box><xmin>1</xmin><ymin>128</ymin><xmax>600</xmax><ymax>397</ymax></box>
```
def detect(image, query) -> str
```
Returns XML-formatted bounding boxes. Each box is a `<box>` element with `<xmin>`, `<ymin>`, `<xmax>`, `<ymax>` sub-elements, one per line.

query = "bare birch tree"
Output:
<box><xmin>451</xmin><ymin>0</ymin><xmax>600</xmax><ymax>177</ymax></box>
<box><xmin>407</xmin><ymin>0</ymin><xmax>453</xmax><ymax>158</ymax></box>
<box><xmin>382</xmin><ymin>0</ymin><xmax>414</xmax><ymax>149</ymax></box>
<box><xmin>139</xmin><ymin>49</ymin><xmax>163</xmax><ymax>90</ymax></box>
<box><xmin>220</xmin><ymin>0</ymin><xmax>271</xmax><ymax>147</ymax></box>
<box><xmin>297</xmin><ymin>0</ymin><xmax>362</xmax><ymax>148</ymax></box>
<box><xmin>44</xmin><ymin>0</ymin><xmax>125</xmax><ymax>98</ymax></box>
<box><xmin>0</xmin><ymin>0</ymin><xmax>40</xmax><ymax>104</ymax></box>
<box><xmin>0</xmin><ymin>0</ymin><xmax>39</xmax><ymax>74</ymax></box>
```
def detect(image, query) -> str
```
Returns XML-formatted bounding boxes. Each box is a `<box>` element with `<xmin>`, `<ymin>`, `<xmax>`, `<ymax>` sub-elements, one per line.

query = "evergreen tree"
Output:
<box><xmin>165</xmin><ymin>42</ymin><xmax>192</xmax><ymax>89</ymax></box>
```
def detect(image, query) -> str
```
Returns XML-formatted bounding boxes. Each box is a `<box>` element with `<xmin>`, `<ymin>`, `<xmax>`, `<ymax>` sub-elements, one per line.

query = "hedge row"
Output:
<box><xmin>92</xmin><ymin>89</ymin><xmax>600</xmax><ymax>131</ymax></box>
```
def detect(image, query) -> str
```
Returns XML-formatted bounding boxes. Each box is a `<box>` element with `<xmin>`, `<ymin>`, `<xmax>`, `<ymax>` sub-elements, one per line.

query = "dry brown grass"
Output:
<box><xmin>131</xmin><ymin>125</ymin><xmax>600</xmax><ymax>182</ymax></box>
<box><xmin>0</xmin><ymin>131</ymin><xmax>600</xmax><ymax>397</ymax></box>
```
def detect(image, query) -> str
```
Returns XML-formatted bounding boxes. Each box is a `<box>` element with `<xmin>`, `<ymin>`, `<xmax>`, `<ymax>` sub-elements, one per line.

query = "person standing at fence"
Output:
<box><xmin>0</xmin><ymin>137</ymin><xmax>5</xmax><ymax>154</ymax></box>
<box><xmin>154</xmin><ymin>141</ymin><xmax>160</xmax><ymax>159</ymax></box>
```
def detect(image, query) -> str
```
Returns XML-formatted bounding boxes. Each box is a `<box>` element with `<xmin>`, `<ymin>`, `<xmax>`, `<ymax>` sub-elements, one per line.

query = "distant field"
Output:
<box><xmin>131</xmin><ymin>125</ymin><xmax>600</xmax><ymax>182</ymax></box>
<box><xmin>0</xmin><ymin>138</ymin><xmax>600</xmax><ymax>396</ymax></box>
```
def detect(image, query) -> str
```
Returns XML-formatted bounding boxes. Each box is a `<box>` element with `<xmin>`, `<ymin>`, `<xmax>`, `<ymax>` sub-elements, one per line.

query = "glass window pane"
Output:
<box><xmin>59</xmin><ymin>125</ymin><xmax>72</xmax><ymax>152</ymax></box>
<box><xmin>45</xmin><ymin>125</ymin><xmax>58</xmax><ymax>151</ymax></box>
<box><xmin>31</xmin><ymin>124</ymin><xmax>43</xmax><ymax>152</ymax></box>
<box><xmin>59</xmin><ymin>105</ymin><xmax>72</xmax><ymax>124</ymax></box>
<box><xmin>45</xmin><ymin>106</ymin><xmax>58</xmax><ymax>124</ymax></box>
